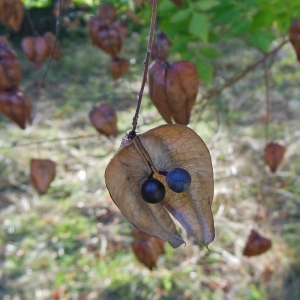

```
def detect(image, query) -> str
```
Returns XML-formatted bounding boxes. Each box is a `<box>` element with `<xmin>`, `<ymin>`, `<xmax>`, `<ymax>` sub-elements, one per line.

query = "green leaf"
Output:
<box><xmin>251</xmin><ymin>10</ymin><xmax>274</xmax><ymax>29</ymax></box>
<box><xmin>188</xmin><ymin>12</ymin><xmax>209</xmax><ymax>42</ymax></box>
<box><xmin>244</xmin><ymin>0</ymin><xmax>258</xmax><ymax>7</ymax></box>
<box><xmin>171</xmin><ymin>36</ymin><xmax>191</xmax><ymax>52</ymax></box>
<box><xmin>199</xmin><ymin>46</ymin><xmax>222</xmax><ymax>58</ymax></box>
<box><xmin>170</xmin><ymin>8</ymin><xmax>192</xmax><ymax>23</ymax></box>
<box><xmin>195</xmin><ymin>57</ymin><xmax>214</xmax><ymax>85</ymax></box>
<box><xmin>194</xmin><ymin>0</ymin><xmax>219</xmax><ymax>10</ymax></box>
<box><xmin>231</xmin><ymin>19</ymin><xmax>251</xmax><ymax>35</ymax></box>
<box><xmin>247</xmin><ymin>31</ymin><xmax>274</xmax><ymax>52</ymax></box>
<box><xmin>158</xmin><ymin>0</ymin><xmax>177</xmax><ymax>14</ymax></box>
<box><xmin>215</xmin><ymin>6</ymin><xmax>241</xmax><ymax>24</ymax></box>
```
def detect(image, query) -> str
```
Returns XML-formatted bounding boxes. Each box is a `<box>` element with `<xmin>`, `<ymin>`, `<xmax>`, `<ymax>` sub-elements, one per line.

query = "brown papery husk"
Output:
<box><xmin>95</xmin><ymin>27</ymin><xmax>122</xmax><ymax>59</ymax></box>
<box><xmin>30</xmin><ymin>159</ymin><xmax>56</xmax><ymax>194</ymax></box>
<box><xmin>110</xmin><ymin>57</ymin><xmax>130</xmax><ymax>80</ymax></box>
<box><xmin>89</xmin><ymin>103</ymin><xmax>118</xmax><ymax>137</ymax></box>
<box><xmin>96</xmin><ymin>4</ymin><xmax>117</xmax><ymax>25</ymax></box>
<box><xmin>43</xmin><ymin>32</ymin><xmax>63</xmax><ymax>60</ymax></box>
<box><xmin>0</xmin><ymin>88</ymin><xmax>32</xmax><ymax>129</ymax></box>
<box><xmin>289</xmin><ymin>20</ymin><xmax>300</xmax><ymax>61</ymax></box>
<box><xmin>148</xmin><ymin>60</ymin><xmax>199</xmax><ymax>125</ymax></box>
<box><xmin>243</xmin><ymin>229</ymin><xmax>272</xmax><ymax>257</ymax></box>
<box><xmin>87</xmin><ymin>17</ymin><xmax>108</xmax><ymax>44</ymax></box>
<box><xmin>264</xmin><ymin>142</ymin><xmax>286</xmax><ymax>173</ymax></box>
<box><xmin>105</xmin><ymin>124</ymin><xmax>214</xmax><ymax>248</ymax></box>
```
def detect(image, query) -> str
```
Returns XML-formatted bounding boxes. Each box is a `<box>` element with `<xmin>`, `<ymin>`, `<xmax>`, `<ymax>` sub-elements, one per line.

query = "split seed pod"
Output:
<box><xmin>264</xmin><ymin>142</ymin><xmax>286</xmax><ymax>173</ymax></box>
<box><xmin>105</xmin><ymin>124</ymin><xmax>214</xmax><ymax>248</ymax></box>
<box><xmin>94</xmin><ymin>27</ymin><xmax>122</xmax><ymax>58</ymax></box>
<box><xmin>0</xmin><ymin>0</ymin><xmax>24</xmax><ymax>31</ymax></box>
<box><xmin>132</xmin><ymin>228</ymin><xmax>165</xmax><ymax>270</ymax></box>
<box><xmin>0</xmin><ymin>36</ymin><xmax>22</xmax><ymax>91</ymax></box>
<box><xmin>149</xmin><ymin>60</ymin><xmax>199</xmax><ymax>125</ymax></box>
<box><xmin>89</xmin><ymin>103</ymin><xmax>118</xmax><ymax>137</ymax></box>
<box><xmin>110</xmin><ymin>57</ymin><xmax>130</xmax><ymax>80</ymax></box>
<box><xmin>289</xmin><ymin>20</ymin><xmax>300</xmax><ymax>61</ymax></box>
<box><xmin>30</xmin><ymin>159</ymin><xmax>56</xmax><ymax>194</ymax></box>
<box><xmin>97</xmin><ymin>4</ymin><xmax>117</xmax><ymax>25</ymax></box>
<box><xmin>151</xmin><ymin>31</ymin><xmax>172</xmax><ymax>61</ymax></box>
<box><xmin>0</xmin><ymin>88</ymin><xmax>32</xmax><ymax>129</ymax></box>
<box><xmin>243</xmin><ymin>229</ymin><xmax>272</xmax><ymax>257</ymax></box>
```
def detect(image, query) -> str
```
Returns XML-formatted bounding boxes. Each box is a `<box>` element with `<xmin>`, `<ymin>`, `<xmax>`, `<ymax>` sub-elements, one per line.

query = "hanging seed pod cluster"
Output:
<box><xmin>149</xmin><ymin>60</ymin><xmax>199</xmax><ymax>125</ymax></box>
<box><xmin>87</xmin><ymin>4</ymin><xmax>130</xmax><ymax>80</ymax></box>
<box><xmin>21</xmin><ymin>32</ymin><xmax>63</xmax><ymax>68</ymax></box>
<box><xmin>0</xmin><ymin>36</ymin><xmax>32</xmax><ymax>129</ymax></box>
<box><xmin>0</xmin><ymin>0</ymin><xmax>24</xmax><ymax>31</ymax></box>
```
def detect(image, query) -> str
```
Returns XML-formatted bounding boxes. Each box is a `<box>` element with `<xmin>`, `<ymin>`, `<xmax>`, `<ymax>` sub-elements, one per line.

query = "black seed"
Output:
<box><xmin>141</xmin><ymin>178</ymin><xmax>166</xmax><ymax>204</ymax></box>
<box><xmin>166</xmin><ymin>168</ymin><xmax>191</xmax><ymax>193</ymax></box>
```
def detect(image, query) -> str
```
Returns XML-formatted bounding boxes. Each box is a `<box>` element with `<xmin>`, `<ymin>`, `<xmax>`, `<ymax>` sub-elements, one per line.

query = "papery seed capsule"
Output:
<box><xmin>166</xmin><ymin>168</ymin><xmax>191</xmax><ymax>193</ymax></box>
<box><xmin>141</xmin><ymin>178</ymin><xmax>166</xmax><ymax>204</ymax></box>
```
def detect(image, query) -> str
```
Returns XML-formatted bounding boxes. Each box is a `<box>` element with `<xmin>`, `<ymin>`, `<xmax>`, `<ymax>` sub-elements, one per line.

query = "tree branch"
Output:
<box><xmin>201</xmin><ymin>40</ymin><xmax>289</xmax><ymax>101</ymax></box>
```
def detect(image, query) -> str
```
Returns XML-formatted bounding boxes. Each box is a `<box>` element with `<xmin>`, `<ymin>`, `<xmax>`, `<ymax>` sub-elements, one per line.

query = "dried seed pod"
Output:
<box><xmin>149</xmin><ymin>60</ymin><xmax>199</xmax><ymax>125</ymax></box>
<box><xmin>89</xmin><ymin>103</ymin><xmax>118</xmax><ymax>137</ymax></box>
<box><xmin>105</xmin><ymin>125</ymin><xmax>214</xmax><ymax>248</ymax></box>
<box><xmin>21</xmin><ymin>36</ymin><xmax>49</xmax><ymax>68</ymax></box>
<box><xmin>0</xmin><ymin>0</ymin><xmax>24</xmax><ymax>31</ymax></box>
<box><xmin>243</xmin><ymin>229</ymin><xmax>272</xmax><ymax>257</ymax></box>
<box><xmin>30</xmin><ymin>159</ymin><xmax>56</xmax><ymax>194</ymax></box>
<box><xmin>151</xmin><ymin>31</ymin><xmax>172</xmax><ymax>61</ymax></box>
<box><xmin>132</xmin><ymin>228</ymin><xmax>165</xmax><ymax>270</ymax></box>
<box><xmin>0</xmin><ymin>88</ymin><xmax>32</xmax><ymax>129</ymax></box>
<box><xmin>94</xmin><ymin>27</ymin><xmax>122</xmax><ymax>58</ymax></box>
<box><xmin>110</xmin><ymin>57</ymin><xmax>130</xmax><ymax>80</ymax></box>
<box><xmin>43</xmin><ymin>32</ymin><xmax>62</xmax><ymax>60</ymax></box>
<box><xmin>289</xmin><ymin>20</ymin><xmax>300</xmax><ymax>61</ymax></box>
<box><xmin>0</xmin><ymin>36</ymin><xmax>22</xmax><ymax>91</ymax></box>
<box><xmin>111</xmin><ymin>19</ymin><xmax>129</xmax><ymax>43</ymax></box>
<box><xmin>87</xmin><ymin>16</ymin><xmax>108</xmax><ymax>44</ymax></box>
<box><xmin>264</xmin><ymin>142</ymin><xmax>286</xmax><ymax>173</ymax></box>
<box><xmin>96</xmin><ymin>4</ymin><xmax>117</xmax><ymax>24</ymax></box>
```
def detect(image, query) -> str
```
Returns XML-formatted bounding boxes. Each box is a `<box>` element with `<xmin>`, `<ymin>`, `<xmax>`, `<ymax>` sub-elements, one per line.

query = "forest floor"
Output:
<box><xmin>1</xmin><ymin>28</ymin><xmax>300</xmax><ymax>300</ymax></box>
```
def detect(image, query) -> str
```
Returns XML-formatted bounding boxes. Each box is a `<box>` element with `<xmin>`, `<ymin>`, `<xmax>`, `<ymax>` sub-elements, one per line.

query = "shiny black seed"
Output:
<box><xmin>166</xmin><ymin>168</ymin><xmax>191</xmax><ymax>193</ymax></box>
<box><xmin>141</xmin><ymin>178</ymin><xmax>166</xmax><ymax>204</ymax></box>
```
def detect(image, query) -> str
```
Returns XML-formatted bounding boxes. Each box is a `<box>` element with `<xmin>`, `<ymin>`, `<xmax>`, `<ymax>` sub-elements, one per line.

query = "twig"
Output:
<box><xmin>264</xmin><ymin>61</ymin><xmax>270</xmax><ymax>142</ymax></box>
<box><xmin>0</xmin><ymin>134</ymin><xmax>99</xmax><ymax>150</ymax></box>
<box><xmin>130</xmin><ymin>0</ymin><xmax>158</xmax><ymax>134</ymax></box>
<box><xmin>41</xmin><ymin>0</ymin><xmax>63</xmax><ymax>84</ymax></box>
<box><xmin>25</xmin><ymin>9</ymin><xmax>40</xmax><ymax>36</ymax></box>
<box><xmin>201</xmin><ymin>40</ymin><xmax>289</xmax><ymax>101</ymax></box>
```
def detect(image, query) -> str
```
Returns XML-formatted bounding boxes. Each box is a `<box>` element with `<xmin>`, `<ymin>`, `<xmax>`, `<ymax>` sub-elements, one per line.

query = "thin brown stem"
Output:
<box><xmin>201</xmin><ymin>40</ymin><xmax>288</xmax><ymax>101</ymax></box>
<box><xmin>130</xmin><ymin>0</ymin><xmax>158</xmax><ymax>135</ymax></box>
<box><xmin>41</xmin><ymin>0</ymin><xmax>62</xmax><ymax>84</ymax></box>
<box><xmin>264</xmin><ymin>62</ymin><xmax>270</xmax><ymax>142</ymax></box>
